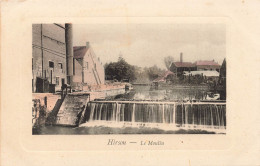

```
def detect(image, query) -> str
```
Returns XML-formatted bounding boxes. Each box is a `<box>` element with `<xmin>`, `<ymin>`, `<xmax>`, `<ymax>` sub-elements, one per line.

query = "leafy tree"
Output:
<box><xmin>105</xmin><ymin>56</ymin><xmax>166</xmax><ymax>83</ymax></box>
<box><xmin>105</xmin><ymin>57</ymin><xmax>136</xmax><ymax>82</ymax></box>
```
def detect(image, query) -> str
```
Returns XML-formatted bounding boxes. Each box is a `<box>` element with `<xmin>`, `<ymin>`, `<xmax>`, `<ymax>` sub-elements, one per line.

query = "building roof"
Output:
<box><xmin>161</xmin><ymin>70</ymin><xmax>174</xmax><ymax>77</ymax></box>
<box><xmin>73</xmin><ymin>46</ymin><xmax>89</xmax><ymax>59</ymax></box>
<box><xmin>153</xmin><ymin>70</ymin><xmax>175</xmax><ymax>82</ymax></box>
<box><xmin>183</xmin><ymin>71</ymin><xmax>219</xmax><ymax>77</ymax></box>
<box><xmin>172</xmin><ymin>62</ymin><xmax>195</xmax><ymax>68</ymax></box>
<box><xmin>195</xmin><ymin>60</ymin><xmax>220</xmax><ymax>66</ymax></box>
<box><xmin>153</xmin><ymin>77</ymin><xmax>165</xmax><ymax>82</ymax></box>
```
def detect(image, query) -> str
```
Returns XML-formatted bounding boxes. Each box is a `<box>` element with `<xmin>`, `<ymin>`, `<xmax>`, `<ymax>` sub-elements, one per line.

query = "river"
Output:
<box><xmin>33</xmin><ymin>85</ymin><xmax>225</xmax><ymax>135</ymax></box>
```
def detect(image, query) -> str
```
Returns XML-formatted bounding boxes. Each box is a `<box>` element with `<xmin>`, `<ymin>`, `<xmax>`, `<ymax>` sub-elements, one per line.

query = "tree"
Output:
<box><xmin>144</xmin><ymin>65</ymin><xmax>165</xmax><ymax>81</ymax></box>
<box><xmin>105</xmin><ymin>62</ymin><xmax>117</xmax><ymax>80</ymax></box>
<box><xmin>105</xmin><ymin>56</ymin><xmax>166</xmax><ymax>83</ymax></box>
<box><xmin>105</xmin><ymin>57</ymin><xmax>136</xmax><ymax>82</ymax></box>
<box><xmin>164</xmin><ymin>56</ymin><xmax>174</xmax><ymax>70</ymax></box>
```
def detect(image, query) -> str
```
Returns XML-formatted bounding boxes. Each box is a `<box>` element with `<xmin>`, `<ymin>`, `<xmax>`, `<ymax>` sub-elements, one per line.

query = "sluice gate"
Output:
<box><xmin>79</xmin><ymin>100</ymin><xmax>226</xmax><ymax>131</ymax></box>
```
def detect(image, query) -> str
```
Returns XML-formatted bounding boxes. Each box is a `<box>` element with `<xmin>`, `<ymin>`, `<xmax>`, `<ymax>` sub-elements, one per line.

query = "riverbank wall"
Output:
<box><xmin>32</xmin><ymin>84</ymin><xmax>126</xmax><ymax>127</ymax></box>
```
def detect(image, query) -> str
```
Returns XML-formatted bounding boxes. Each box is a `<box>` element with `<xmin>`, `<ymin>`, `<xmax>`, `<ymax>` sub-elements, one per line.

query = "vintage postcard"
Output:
<box><xmin>32</xmin><ymin>23</ymin><xmax>226</xmax><ymax>136</ymax></box>
<box><xmin>1</xmin><ymin>0</ymin><xmax>259</xmax><ymax>166</ymax></box>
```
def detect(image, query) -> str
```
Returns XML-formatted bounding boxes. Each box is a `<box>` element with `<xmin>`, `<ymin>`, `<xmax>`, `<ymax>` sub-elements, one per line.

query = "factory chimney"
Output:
<box><xmin>65</xmin><ymin>23</ymin><xmax>73</xmax><ymax>85</ymax></box>
<box><xmin>86</xmin><ymin>42</ymin><xmax>90</xmax><ymax>49</ymax></box>
<box><xmin>180</xmin><ymin>52</ymin><xmax>183</xmax><ymax>63</ymax></box>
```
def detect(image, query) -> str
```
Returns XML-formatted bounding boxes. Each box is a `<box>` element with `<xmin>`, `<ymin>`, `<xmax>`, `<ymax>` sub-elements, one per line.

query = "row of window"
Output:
<box><xmin>33</xmin><ymin>58</ymin><xmax>98</xmax><ymax>77</ymax></box>
<box><xmin>32</xmin><ymin>58</ymin><xmax>63</xmax><ymax>70</ymax></box>
<box><xmin>49</xmin><ymin>61</ymin><xmax>63</xmax><ymax>70</ymax></box>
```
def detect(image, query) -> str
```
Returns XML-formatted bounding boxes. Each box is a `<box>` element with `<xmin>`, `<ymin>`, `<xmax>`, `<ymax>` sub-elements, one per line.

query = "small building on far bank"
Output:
<box><xmin>72</xmin><ymin>42</ymin><xmax>105</xmax><ymax>90</ymax></box>
<box><xmin>152</xmin><ymin>70</ymin><xmax>175</xmax><ymax>83</ymax></box>
<box><xmin>183</xmin><ymin>70</ymin><xmax>219</xmax><ymax>83</ymax></box>
<box><xmin>170</xmin><ymin>53</ymin><xmax>221</xmax><ymax>78</ymax></box>
<box><xmin>195</xmin><ymin>60</ymin><xmax>221</xmax><ymax>71</ymax></box>
<box><xmin>170</xmin><ymin>53</ymin><xmax>196</xmax><ymax>76</ymax></box>
<box><xmin>180</xmin><ymin>70</ymin><xmax>219</xmax><ymax>85</ymax></box>
<box><xmin>170</xmin><ymin>62</ymin><xmax>196</xmax><ymax>76</ymax></box>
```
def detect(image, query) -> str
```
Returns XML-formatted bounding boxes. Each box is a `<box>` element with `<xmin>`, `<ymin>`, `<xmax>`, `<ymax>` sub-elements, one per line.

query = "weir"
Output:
<box><xmin>79</xmin><ymin>100</ymin><xmax>226</xmax><ymax>132</ymax></box>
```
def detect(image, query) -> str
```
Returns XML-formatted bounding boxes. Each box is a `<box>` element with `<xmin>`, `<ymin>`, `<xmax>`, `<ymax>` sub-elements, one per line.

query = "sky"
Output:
<box><xmin>73</xmin><ymin>24</ymin><xmax>226</xmax><ymax>69</ymax></box>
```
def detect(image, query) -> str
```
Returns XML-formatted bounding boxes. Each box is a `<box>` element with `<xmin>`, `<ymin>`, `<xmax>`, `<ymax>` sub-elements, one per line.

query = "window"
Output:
<box><xmin>49</xmin><ymin>61</ymin><xmax>54</xmax><ymax>68</ymax></box>
<box><xmin>86</xmin><ymin>62</ymin><xmax>88</xmax><ymax>69</ymax></box>
<box><xmin>32</xmin><ymin>58</ymin><xmax>33</xmax><ymax>70</ymax></box>
<box><xmin>56</xmin><ymin>77</ymin><xmax>59</xmax><ymax>85</ymax></box>
<box><xmin>58</xmin><ymin>63</ymin><xmax>63</xmax><ymax>70</ymax></box>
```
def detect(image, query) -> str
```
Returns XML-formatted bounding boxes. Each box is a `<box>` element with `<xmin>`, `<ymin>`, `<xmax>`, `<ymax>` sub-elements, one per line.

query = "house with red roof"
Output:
<box><xmin>170</xmin><ymin>53</ymin><xmax>197</xmax><ymax>76</ymax></box>
<box><xmin>170</xmin><ymin>53</ymin><xmax>221</xmax><ymax>77</ymax></box>
<box><xmin>72</xmin><ymin>42</ymin><xmax>105</xmax><ymax>90</ymax></box>
<box><xmin>195</xmin><ymin>60</ymin><xmax>221</xmax><ymax>71</ymax></box>
<box><xmin>170</xmin><ymin>61</ymin><xmax>197</xmax><ymax>76</ymax></box>
<box><xmin>152</xmin><ymin>70</ymin><xmax>175</xmax><ymax>83</ymax></box>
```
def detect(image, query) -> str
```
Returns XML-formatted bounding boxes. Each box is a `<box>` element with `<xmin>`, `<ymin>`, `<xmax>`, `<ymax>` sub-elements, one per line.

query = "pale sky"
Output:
<box><xmin>73</xmin><ymin>24</ymin><xmax>225</xmax><ymax>69</ymax></box>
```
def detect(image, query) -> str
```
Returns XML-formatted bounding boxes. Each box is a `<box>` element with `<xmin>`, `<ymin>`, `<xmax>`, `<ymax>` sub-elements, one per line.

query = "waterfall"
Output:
<box><xmin>132</xmin><ymin>103</ymin><xmax>135</xmax><ymax>123</ymax></box>
<box><xmin>83</xmin><ymin>101</ymin><xmax>226</xmax><ymax>131</ymax></box>
<box><xmin>89</xmin><ymin>103</ymin><xmax>95</xmax><ymax>122</ymax></box>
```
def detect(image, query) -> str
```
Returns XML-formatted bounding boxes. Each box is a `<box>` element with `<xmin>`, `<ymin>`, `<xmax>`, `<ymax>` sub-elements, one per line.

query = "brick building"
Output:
<box><xmin>72</xmin><ymin>42</ymin><xmax>105</xmax><ymax>90</ymax></box>
<box><xmin>32</xmin><ymin>24</ymin><xmax>67</xmax><ymax>93</ymax></box>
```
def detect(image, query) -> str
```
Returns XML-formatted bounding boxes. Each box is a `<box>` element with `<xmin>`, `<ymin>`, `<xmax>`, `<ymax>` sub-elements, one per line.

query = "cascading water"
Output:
<box><xmin>175</xmin><ymin>103</ymin><xmax>226</xmax><ymax>129</ymax></box>
<box><xmin>80</xmin><ymin>101</ymin><xmax>226</xmax><ymax>132</ymax></box>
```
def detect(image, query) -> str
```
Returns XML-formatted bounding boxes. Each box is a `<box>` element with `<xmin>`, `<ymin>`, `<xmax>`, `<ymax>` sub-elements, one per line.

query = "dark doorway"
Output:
<box><xmin>61</xmin><ymin>78</ymin><xmax>65</xmax><ymax>86</ymax></box>
<box><xmin>36</xmin><ymin>77</ymin><xmax>49</xmax><ymax>93</ymax></box>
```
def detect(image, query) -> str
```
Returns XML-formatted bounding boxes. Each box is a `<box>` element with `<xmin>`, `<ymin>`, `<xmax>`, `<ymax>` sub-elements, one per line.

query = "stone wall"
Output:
<box><xmin>32</xmin><ymin>93</ymin><xmax>61</xmax><ymax>113</ymax></box>
<box><xmin>32</xmin><ymin>93</ymin><xmax>61</xmax><ymax>126</ymax></box>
